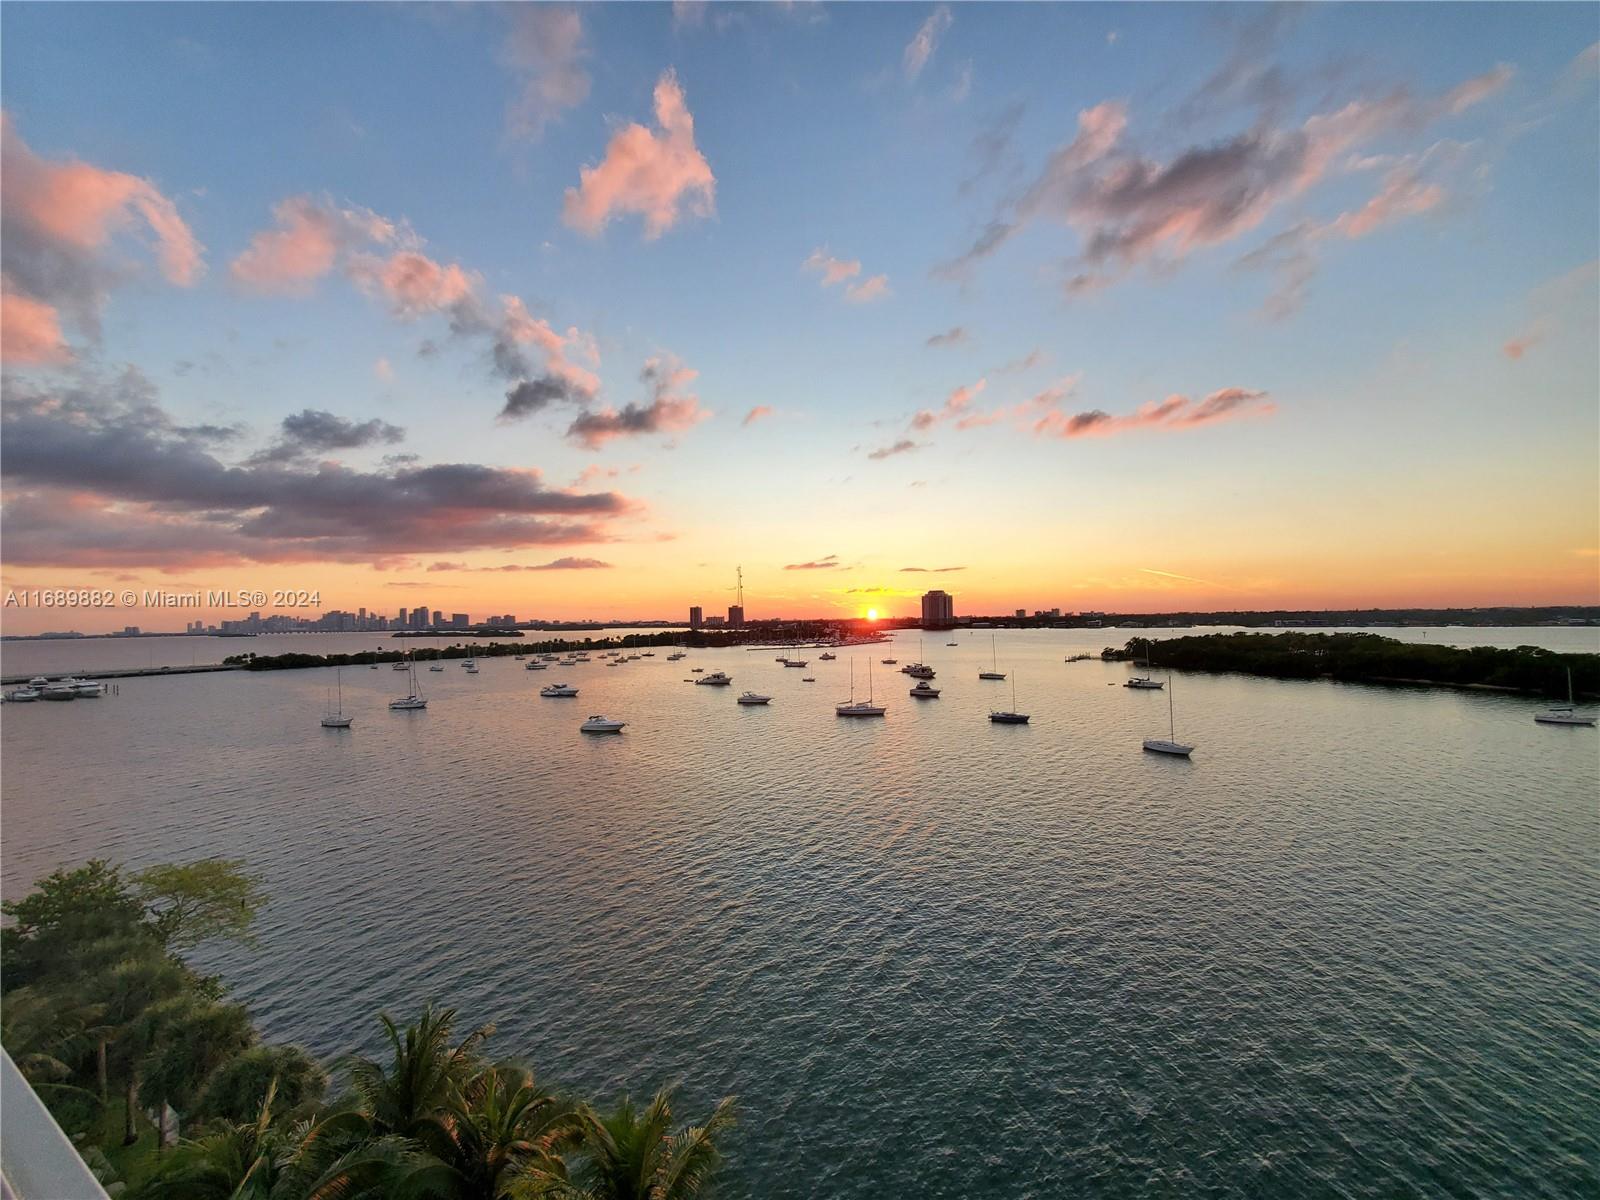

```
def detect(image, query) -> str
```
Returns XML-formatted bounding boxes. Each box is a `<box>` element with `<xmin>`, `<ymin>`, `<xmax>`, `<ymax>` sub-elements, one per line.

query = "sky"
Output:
<box><xmin>1</xmin><ymin>2</ymin><xmax>1596</xmax><ymax>633</ymax></box>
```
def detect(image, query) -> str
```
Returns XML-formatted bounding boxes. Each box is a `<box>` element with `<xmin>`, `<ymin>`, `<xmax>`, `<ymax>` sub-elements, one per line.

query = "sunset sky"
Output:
<box><xmin>2</xmin><ymin>2</ymin><xmax>1596</xmax><ymax>633</ymax></box>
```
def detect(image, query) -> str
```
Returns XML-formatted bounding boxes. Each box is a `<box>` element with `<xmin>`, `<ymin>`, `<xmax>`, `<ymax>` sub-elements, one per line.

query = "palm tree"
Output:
<box><xmin>346</xmin><ymin>1005</ymin><xmax>493</xmax><ymax>1141</ymax></box>
<box><xmin>140</xmin><ymin>1078</ymin><xmax>286</xmax><ymax>1199</ymax></box>
<box><xmin>564</xmin><ymin>1088</ymin><xmax>736</xmax><ymax>1200</ymax></box>
<box><xmin>431</xmin><ymin>1064</ymin><xmax>586</xmax><ymax>1199</ymax></box>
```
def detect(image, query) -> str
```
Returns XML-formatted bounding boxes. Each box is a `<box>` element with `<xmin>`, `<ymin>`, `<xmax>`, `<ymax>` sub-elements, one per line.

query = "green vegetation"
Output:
<box><xmin>2</xmin><ymin>860</ymin><xmax>736</xmax><ymax>1199</ymax></box>
<box><xmin>1107</xmin><ymin>632</ymin><xmax>1599</xmax><ymax>699</ymax></box>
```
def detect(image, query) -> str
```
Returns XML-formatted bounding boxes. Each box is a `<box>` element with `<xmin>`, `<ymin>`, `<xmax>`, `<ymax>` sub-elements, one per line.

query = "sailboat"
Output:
<box><xmin>988</xmin><ymin>671</ymin><xmax>1029</xmax><ymax>723</ymax></box>
<box><xmin>388</xmin><ymin>662</ymin><xmax>427</xmax><ymax>710</ymax></box>
<box><xmin>837</xmin><ymin>659</ymin><xmax>886</xmax><ymax>717</ymax></box>
<box><xmin>1534</xmin><ymin>666</ymin><xmax>1597</xmax><ymax>726</ymax></box>
<box><xmin>979</xmin><ymin>634</ymin><xmax>1006</xmax><ymax>680</ymax></box>
<box><xmin>1143</xmin><ymin>675</ymin><xmax>1193</xmax><ymax>756</ymax></box>
<box><xmin>320</xmin><ymin>667</ymin><xmax>353</xmax><ymax>728</ymax></box>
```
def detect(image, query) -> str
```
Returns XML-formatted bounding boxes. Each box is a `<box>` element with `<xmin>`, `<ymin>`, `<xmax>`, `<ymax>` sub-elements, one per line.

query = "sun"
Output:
<box><xmin>867</xmin><ymin>608</ymin><xmax>879</xmax><ymax>620</ymax></box>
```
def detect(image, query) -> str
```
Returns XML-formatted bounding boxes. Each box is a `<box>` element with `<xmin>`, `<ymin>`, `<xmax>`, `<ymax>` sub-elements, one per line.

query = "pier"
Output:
<box><xmin>1</xmin><ymin>663</ymin><xmax>241</xmax><ymax>686</ymax></box>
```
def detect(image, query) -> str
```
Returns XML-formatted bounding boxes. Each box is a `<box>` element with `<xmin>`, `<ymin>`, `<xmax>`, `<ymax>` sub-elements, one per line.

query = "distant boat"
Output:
<box><xmin>580</xmin><ymin>715</ymin><xmax>626</xmax><ymax>733</ymax></box>
<box><xmin>6</xmin><ymin>687</ymin><xmax>40</xmax><ymax>702</ymax></box>
<box><xmin>802</xmin><ymin>677</ymin><xmax>815</xmax><ymax>682</ymax></box>
<box><xmin>946</xmin><ymin>642</ymin><xmax>959</xmax><ymax>647</ymax></box>
<box><xmin>540</xmin><ymin>682</ymin><xmax>579</xmax><ymax>697</ymax></box>
<box><xmin>526</xmin><ymin>661</ymin><xmax>547</xmax><ymax>670</ymax></box>
<box><xmin>667</xmin><ymin>652</ymin><xmax>686</xmax><ymax>661</ymax></box>
<box><xmin>321</xmin><ymin>668</ymin><xmax>353</xmax><ymax>729</ymax></box>
<box><xmin>988</xmin><ymin>672</ymin><xmax>1029</xmax><ymax>724</ymax></box>
<box><xmin>1143</xmin><ymin>675</ymin><xmax>1194</xmax><ymax>756</ymax></box>
<box><xmin>70</xmin><ymin>678</ymin><xmax>104</xmax><ymax>697</ymax></box>
<box><xmin>389</xmin><ymin>663</ymin><xmax>427</xmax><ymax>710</ymax></box>
<box><xmin>819</xmin><ymin>652</ymin><xmax>836</xmax><ymax>660</ymax></box>
<box><xmin>837</xmin><ymin>660</ymin><xmax>886</xmax><ymax>717</ymax></box>
<box><xmin>979</xmin><ymin>635</ymin><xmax>1006</xmax><ymax>680</ymax></box>
<box><xmin>392</xmin><ymin>659</ymin><xmax>410</xmax><ymax>670</ymax></box>
<box><xmin>41</xmin><ymin>682</ymin><xmax>77</xmax><ymax>701</ymax></box>
<box><xmin>784</xmin><ymin>659</ymin><xmax>808</xmax><ymax>668</ymax></box>
<box><xmin>696</xmin><ymin>671</ymin><xmax>733</xmax><ymax>687</ymax></box>
<box><xmin>1125</xmin><ymin>676</ymin><xmax>1164</xmax><ymax>690</ymax></box>
<box><xmin>881</xmin><ymin>658</ymin><xmax>898</xmax><ymax>665</ymax></box>
<box><xmin>910</xmin><ymin>680</ymin><xmax>941</xmax><ymax>699</ymax></box>
<box><xmin>429</xmin><ymin>664</ymin><xmax>445</xmax><ymax>672</ymax></box>
<box><xmin>737</xmin><ymin>691</ymin><xmax>772</xmax><ymax>705</ymax></box>
<box><xmin>1535</xmin><ymin>667</ymin><xmax>1597</xmax><ymax>727</ymax></box>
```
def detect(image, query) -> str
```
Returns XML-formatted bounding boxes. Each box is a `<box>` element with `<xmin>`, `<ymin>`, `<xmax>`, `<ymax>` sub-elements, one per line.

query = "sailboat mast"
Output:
<box><xmin>1168</xmin><ymin>676</ymin><xmax>1175</xmax><ymax>739</ymax></box>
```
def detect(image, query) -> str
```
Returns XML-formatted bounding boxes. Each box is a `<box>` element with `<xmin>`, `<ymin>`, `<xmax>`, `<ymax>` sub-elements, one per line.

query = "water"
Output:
<box><xmin>3</xmin><ymin>630</ymin><xmax>1596</xmax><ymax>1197</ymax></box>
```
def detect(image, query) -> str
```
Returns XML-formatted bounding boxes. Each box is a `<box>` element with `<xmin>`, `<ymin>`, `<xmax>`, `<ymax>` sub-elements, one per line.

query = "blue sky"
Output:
<box><xmin>1</xmin><ymin>3</ymin><xmax>1596</xmax><ymax>627</ymax></box>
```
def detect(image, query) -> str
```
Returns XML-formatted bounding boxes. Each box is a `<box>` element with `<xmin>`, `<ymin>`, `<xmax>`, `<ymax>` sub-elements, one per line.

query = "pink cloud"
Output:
<box><xmin>1502</xmin><ymin>334</ymin><xmax>1539</xmax><ymax>360</ymax></box>
<box><xmin>1</xmin><ymin>290</ymin><xmax>70</xmax><ymax>364</ymax></box>
<box><xmin>912</xmin><ymin>377</ymin><xmax>992</xmax><ymax>431</ymax></box>
<box><xmin>231</xmin><ymin>195</ymin><xmax>395</xmax><ymax>294</ymax></box>
<box><xmin>805</xmin><ymin>248</ymin><xmax>889</xmax><ymax>303</ymax></box>
<box><xmin>903</xmin><ymin>4</ymin><xmax>953</xmax><ymax>81</ymax></box>
<box><xmin>562</xmin><ymin>70</ymin><xmax>715</xmax><ymax>238</ymax></box>
<box><xmin>1329</xmin><ymin>167</ymin><xmax>1444</xmax><ymax>239</ymax></box>
<box><xmin>1033</xmin><ymin>386</ymin><xmax>1274</xmax><ymax>439</ymax></box>
<box><xmin>566</xmin><ymin>354</ymin><xmax>709</xmax><ymax>448</ymax></box>
<box><xmin>845</xmin><ymin>274</ymin><xmax>891</xmax><ymax>303</ymax></box>
<box><xmin>349</xmin><ymin>250</ymin><xmax>478</xmax><ymax>318</ymax></box>
<box><xmin>742</xmin><ymin>405</ymin><xmax>774</xmax><ymax>426</ymax></box>
<box><xmin>499</xmin><ymin>295</ymin><xmax>600</xmax><ymax>395</ymax></box>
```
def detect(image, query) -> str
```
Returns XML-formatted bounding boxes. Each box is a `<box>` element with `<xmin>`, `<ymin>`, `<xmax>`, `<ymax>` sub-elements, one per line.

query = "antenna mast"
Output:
<box><xmin>736</xmin><ymin>564</ymin><xmax>744</xmax><ymax>610</ymax></box>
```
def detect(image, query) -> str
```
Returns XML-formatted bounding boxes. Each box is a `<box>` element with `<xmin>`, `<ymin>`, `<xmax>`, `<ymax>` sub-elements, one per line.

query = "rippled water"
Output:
<box><xmin>3</xmin><ymin>630</ymin><xmax>1597</xmax><ymax>1197</ymax></box>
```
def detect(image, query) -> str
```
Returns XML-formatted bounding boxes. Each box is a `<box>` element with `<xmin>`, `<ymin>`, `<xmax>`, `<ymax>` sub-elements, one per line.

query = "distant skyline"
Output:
<box><xmin>2</xmin><ymin>3</ymin><xmax>1597</xmax><ymax>635</ymax></box>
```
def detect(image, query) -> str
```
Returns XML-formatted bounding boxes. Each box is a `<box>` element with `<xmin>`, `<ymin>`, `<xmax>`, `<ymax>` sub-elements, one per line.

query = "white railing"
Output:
<box><xmin>0</xmin><ymin>1047</ymin><xmax>111</xmax><ymax>1199</ymax></box>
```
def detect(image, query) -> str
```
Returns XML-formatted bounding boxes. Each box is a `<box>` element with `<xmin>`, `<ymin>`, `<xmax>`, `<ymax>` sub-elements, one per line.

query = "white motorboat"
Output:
<box><xmin>979</xmin><ymin>635</ymin><xmax>1006</xmax><ymax>680</ymax></box>
<box><xmin>465</xmin><ymin>663</ymin><xmax>479</xmax><ymax>674</ymax></box>
<box><xmin>837</xmin><ymin>660</ymin><xmax>886</xmax><ymax>717</ymax></box>
<box><xmin>988</xmin><ymin>673</ymin><xmax>1030</xmax><ymax>724</ymax></box>
<box><xmin>6</xmin><ymin>688</ymin><xmax>40</xmax><ymax>702</ymax></box>
<box><xmin>389</xmin><ymin>663</ymin><xmax>427</xmax><ymax>710</ymax></box>
<box><xmin>392</xmin><ymin>660</ymin><xmax>410</xmax><ymax>670</ymax></box>
<box><xmin>68</xmin><ymin>678</ymin><xmax>104</xmax><ymax>697</ymax></box>
<box><xmin>737</xmin><ymin>691</ymin><xmax>772</xmax><ymax>705</ymax></box>
<box><xmin>429</xmin><ymin>664</ymin><xmax>445</xmax><ymax>672</ymax></box>
<box><xmin>1535</xmin><ymin>666</ymin><xmax>1596</xmax><ymax>726</ymax></box>
<box><xmin>526</xmin><ymin>661</ymin><xmax>547</xmax><ymax>670</ymax></box>
<box><xmin>696</xmin><ymin>671</ymin><xmax>733</xmax><ymax>686</ymax></box>
<box><xmin>462</xmin><ymin>657</ymin><xmax>477</xmax><ymax>669</ymax></box>
<box><xmin>27</xmin><ymin>676</ymin><xmax>47</xmax><ymax>688</ymax></box>
<box><xmin>580</xmin><ymin>715</ymin><xmax>626</xmax><ymax>733</ymax></box>
<box><xmin>909</xmin><ymin>680</ymin><xmax>941</xmax><ymax>699</ymax></box>
<box><xmin>540</xmin><ymin>682</ymin><xmax>579</xmax><ymax>697</ymax></box>
<box><xmin>41</xmin><ymin>682</ymin><xmax>77</xmax><ymax>701</ymax></box>
<box><xmin>667</xmin><ymin>652</ymin><xmax>686</xmax><ymax>661</ymax></box>
<box><xmin>1143</xmin><ymin>676</ymin><xmax>1194</xmax><ymax>756</ymax></box>
<box><xmin>321</xmin><ymin>668</ymin><xmax>354</xmax><ymax>728</ymax></box>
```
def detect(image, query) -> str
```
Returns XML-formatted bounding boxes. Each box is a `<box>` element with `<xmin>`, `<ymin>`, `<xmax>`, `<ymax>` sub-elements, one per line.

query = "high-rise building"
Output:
<box><xmin>1015</xmin><ymin>609</ymin><xmax>1027</xmax><ymax>619</ymax></box>
<box><xmin>451</xmin><ymin>613</ymin><xmax>469</xmax><ymax>629</ymax></box>
<box><xmin>410</xmin><ymin>606</ymin><xmax>429</xmax><ymax>630</ymax></box>
<box><xmin>727</xmin><ymin>604</ymin><xmax>745</xmax><ymax>627</ymax></box>
<box><xmin>689</xmin><ymin>606</ymin><xmax>703</xmax><ymax>628</ymax></box>
<box><xmin>921</xmin><ymin>589</ymin><xmax>955</xmax><ymax>627</ymax></box>
<box><xmin>432</xmin><ymin>610</ymin><xmax>443</xmax><ymax>627</ymax></box>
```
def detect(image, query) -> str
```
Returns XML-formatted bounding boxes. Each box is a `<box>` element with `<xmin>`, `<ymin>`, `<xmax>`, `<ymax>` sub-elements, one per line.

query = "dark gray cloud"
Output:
<box><xmin>248</xmin><ymin>409</ymin><xmax>405</xmax><ymax>463</ymax></box>
<box><xmin>565</xmin><ymin>356</ymin><xmax>706</xmax><ymax>448</ymax></box>
<box><xmin>500</xmin><ymin>374</ymin><xmax>583</xmax><ymax>421</ymax></box>
<box><xmin>0</xmin><ymin>368</ymin><xmax>633</xmax><ymax>567</ymax></box>
<box><xmin>866</xmin><ymin>438</ymin><xmax>922</xmax><ymax>460</ymax></box>
<box><xmin>925</xmin><ymin>326</ymin><xmax>969</xmax><ymax>347</ymax></box>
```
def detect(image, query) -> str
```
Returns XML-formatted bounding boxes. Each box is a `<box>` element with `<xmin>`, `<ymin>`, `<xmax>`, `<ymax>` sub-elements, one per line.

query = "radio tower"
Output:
<box><xmin>736</xmin><ymin>564</ymin><xmax>744</xmax><ymax>610</ymax></box>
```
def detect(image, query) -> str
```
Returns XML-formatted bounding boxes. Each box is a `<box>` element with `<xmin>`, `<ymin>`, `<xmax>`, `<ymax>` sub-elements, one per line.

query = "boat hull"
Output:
<box><xmin>989</xmin><ymin>712</ymin><xmax>1029</xmax><ymax>724</ymax></box>
<box><xmin>1143</xmin><ymin>739</ymin><xmax>1193</xmax><ymax>756</ymax></box>
<box><xmin>1534</xmin><ymin>712</ymin><xmax>1596</xmax><ymax>726</ymax></box>
<box><xmin>320</xmin><ymin>717</ymin><xmax>354</xmax><ymax>728</ymax></box>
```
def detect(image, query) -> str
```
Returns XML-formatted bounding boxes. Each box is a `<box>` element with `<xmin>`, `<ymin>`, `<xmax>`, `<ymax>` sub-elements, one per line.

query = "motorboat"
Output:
<box><xmin>1143</xmin><ymin>676</ymin><xmax>1194</xmax><ymax>755</ymax></box>
<box><xmin>907</xmin><ymin>665</ymin><xmax>935</xmax><ymax>679</ymax></box>
<box><xmin>392</xmin><ymin>660</ymin><xmax>410</xmax><ymax>670</ymax></box>
<box><xmin>881</xmin><ymin>659</ymin><xmax>898</xmax><ymax>665</ymax></box>
<box><xmin>41</xmin><ymin>682</ymin><xmax>78</xmax><ymax>701</ymax></box>
<box><xmin>6</xmin><ymin>688</ymin><xmax>40</xmax><ymax>702</ymax></box>
<box><xmin>526</xmin><ymin>661</ymin><xmax>547</xmax><ymax>670</ymax></box>
<box><xmin>465</xmin><ymin>663</ymin><xmax>479</xmax><ymax>674</ymax></box>
<box><xmin>1535</xmin><ymin>667</ymin><xmax>1596</xmax><ymax>726</ymax></box>
<box><xmin>429</xmin><ymin>664</ymin><xmax>445</xmax><ymax>672</ymax></box>
<box><xmin>818</xmin><ymin>652</ymin><xmax>836</xmax><ymax>661</ymax></box>
<box><xmin>27</xmin><ymin>676</ymin><xmax>47</xmax><ymax>688</ymax></box>
<box><xmin>68</xmin><ymin>678</ymin><xmax>104</xmax><ymax>697</ymax></box>
<box><xmin>580</xmin><ymin>715</ymin><xmax>626</xmax><ymax>733</ymax></box>
<box><xmin>737</xmin><ymin>691</ymin><xmax>772</xmax><ymax>705</ymax></box>
<box><xmin>667</xmin><ymin>652</ymin><xmax>686</xmax><ymax>661</ymax></box>
<box><xmin>1125</xmin><ymin>677</ymin><xmax>1165</xmax><ymax>690</ymax></box>
<box><xmin>690</xmin><ymin>667</ymin><xmax>704</xmax><ymax>673</ymax></box>
<box><xmin>909</xmin><ymin>681</ymin><xmax>941</xmax><ymax>699</ymax></box>
<box><xmin>696</xmin><ymin>671</ymin><xmax>733</xmax><ymax>686</ymax></box>
<box><xmin>802</xmin><ymin>677</ymin><xmax>815</xmax><ymax>682</ymax></box>
<box><xmin>462</xmin><ymin>657</ymin><xmax>477</xmax><ymax>669</ymax></box>
<box><xmin>540</xmin><ymin>682</ymin><xmax>579</xmax><ymax>697</ymax></box>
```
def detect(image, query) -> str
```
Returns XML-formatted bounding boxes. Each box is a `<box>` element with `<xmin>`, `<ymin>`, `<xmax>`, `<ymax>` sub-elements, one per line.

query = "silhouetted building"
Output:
<box><xmin>728</xmin><ymin>604</ymin><xmax>745</xmax><ymax>626</ymax></box>
<box><xmin>689</xmin><ymin>606</ymin><xmax>703</xmax><ymax>629</ymax></box>
<box><xmin>921</xmin><ymin>590</ymin><xmax>955</xmax><ymax>627</ymax></box>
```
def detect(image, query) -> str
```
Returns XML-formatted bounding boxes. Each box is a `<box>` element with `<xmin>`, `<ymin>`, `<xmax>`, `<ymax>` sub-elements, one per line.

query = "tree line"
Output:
<box><xmin>1</xmin><ymin>859</ymin><xmax>734</xmax><ymax>1198</ymax></box>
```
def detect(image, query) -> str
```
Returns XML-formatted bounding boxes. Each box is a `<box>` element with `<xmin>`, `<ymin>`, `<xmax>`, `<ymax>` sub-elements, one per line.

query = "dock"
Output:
<box><xmin>1</xmin><ymin>663</ymin><xmax>241</xmax><ymax>686</ymax></box>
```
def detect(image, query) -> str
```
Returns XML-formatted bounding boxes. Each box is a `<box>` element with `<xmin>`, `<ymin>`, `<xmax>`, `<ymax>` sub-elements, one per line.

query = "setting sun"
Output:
<box><xmin>867</xmin><ymin>608</ymin><xmax>879</xmax><ymax>620</ymax></box>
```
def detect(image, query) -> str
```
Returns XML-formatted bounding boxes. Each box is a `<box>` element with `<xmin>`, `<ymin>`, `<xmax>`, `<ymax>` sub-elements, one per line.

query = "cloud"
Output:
<box><xmin>996</xmin><ymin>348</ymin><xmax>1043</xmax><ymax>373</ymax></box>
<box><xmin>374</xmin><ymin>357</ymin><xmax>394</xmax><ymax>382</ymax></box>
<box><xmin>899</xmin><ymin>565</ymin><xmax>965</xmax><ymax>572</ymax></box>
<box><xmin>566</xmin><ymin>354</ymin><xmax>710</xmax><ymax>448</ymax></box>
<box><xmin>845</xmin><ymin>274</ymin><xmax>891</xmax><ymax>303</ymax></box>
<box><xmin>785</xmin><ymin>554</ymin><xmax>840</xmax><ymax>570</ymax></box>
<box><xmin>500</xmin><ymin>374</ymin><xmax>587</xmax><ymax>421</ymax></box>
<box><xmin>230</xmin><ymin>195</ymin><xmax>396</xmax><ymax>294</ymax></box>
<box><xmin>903</xmin><ymin>5</ymin><xmax>953</xmax><ymax>81</ymax></box>
<box><xmin>1500</xmin><ymin>260</ymin><xmax>1598</xmax><ymax>363</ymax></box>
<box><xmin>436</xmin><ymin>556</ymin><xmax>613</xmax><ymax>572</ymax></box>
<box><xmin>867</xmin><ymin>438</ymin><xmax>923</xmax><ymax>460</ymax></box>
<box><xmin>348</xmin><ymin>250</ymin><xmax>477</xmax><ymax>318</ymax></box>
<box><xmin>805</xmin><ymin>248</ymin><xmax>890</xmax><ymax>302</ymax></box>
<box><xmin>248</xmin><ymin>409</ymin><xmax>406</xmax><ymax>464</ymax></box>
<box><xmin>742</xmin><ymin>405</ymin><xmax>774</xmax><ymax>426</ymax></box>
<box><xmin>1032</xmin><ymin>385</ymin><xmax>1274</xmax><ymax>439</ymax></box>
<box><xmin>1</xmin><ymin>112</ymin><xmax>203</xmax><ymax>348</ymax></box>
<box><xmin>0</xmin><ymin>368</ymin><xmax>636</xmax><ymax>568</ymax></box>
<box><xmin>503</xmin><ymin>6</ymin><xmax>591</xmax><ymax>139</ymax></box>
<box><xmin>672</xmin><ymin>0</ymin><xmax>708</xmax><ymax>29</ymax></box>
<box><xmin>1</xmin><ymin>288</ymin><xmax>70</xmax><ymax>364</ymax></box>
<box><xmin>939</xmin><ymin>64</ymin><xmax>1514</xmax><ymax>293</ymax></box>
<box><xmin>562</xmin><ymin>69</ymin><xmax>716</xmax><ymax>239</ymax></box>
<box><xmin>911</xmin><ymin>377</ymin><xmax>989</xmax><ymax>431</ymax></box>
<box><xmin>926</xmin><ymin>326</ymin><xmax>968</xmax><ymax>347</ymax></box>
<box><xmin>1502</xmin><ymin>334</ymin><xmax>1539</xmax><ymax>360</ymax></box>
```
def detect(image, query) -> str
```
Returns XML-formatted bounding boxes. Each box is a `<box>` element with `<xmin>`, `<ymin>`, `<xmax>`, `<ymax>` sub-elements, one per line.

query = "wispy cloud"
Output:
<box><xmin>502</xmin><ymin>5</ymin><xmax>590</xmax><ymax>140</ymax></box>
<box><xmin>899</xmin><ymin>565</ymin><xmax>965</xmax><ymax>573</ymax></box>
<box><xmin>866</xmin><ymin>438</ymin><xmax>922</xmax><ymax>460</ymax></box>
<box><xmin>742</xmin><ymin>405</ymin><xmax>775</xmax><ymax>426</ymax></box>
<box><xmin>903</xmin><ymin>5</ymin><xmax>953</xmax><ymax>81</ymax></box>
<box><xmin>804</xmin><ymin>248</ymin><xmax>891</xmax><ymax>303</ymax></box>
<box><xmin>785</xmin><ymin>554</ymin><xmax>841</xmax><ymax>570</ymax></box>
<box><xmin>926</xmin><ymin>326</ymin><xmax>968</xmax><ymax>347</ymax></box>
<box><xmin>1032</xmin><ymin>386</ymin><xmax>1274</xmax><ymax>439</ymax></box>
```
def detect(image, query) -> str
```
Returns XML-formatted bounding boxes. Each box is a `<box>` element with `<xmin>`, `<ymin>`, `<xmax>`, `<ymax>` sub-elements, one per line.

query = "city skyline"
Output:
<box><xmin>2</xmin><ymin>4</ymin><xmax>1598</xmax><ymax>635</ymax></box>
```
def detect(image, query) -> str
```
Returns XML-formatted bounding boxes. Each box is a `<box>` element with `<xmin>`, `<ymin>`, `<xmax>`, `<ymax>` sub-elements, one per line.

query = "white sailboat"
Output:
<box><xmin>321</xmin><ymin>667</ymin><xmax>354</xmax><ymax>728</ymax></box>
<box><xmin>1534</xmin><ymin>666</ymin><xmax>1597</xmax><ymax>726</ymax></box>
<box><xmin>388</xmin><ymin>662</ymin><xmax>427</xmax><ymax>710</ymax></box>
<box><xmin>979</xmin><ymin>634</ymin><xmax>1006</xmax><ymax>680</ymax></box>
<box><xmin>1143</xmin><ymin>676</ymin><xmax>1193</xmax><ymax>756</ymax></box>
<box><xmin>837</xmin><ymin>659</ymin><xmax>886</xmax><ymax>717</ymax></box>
